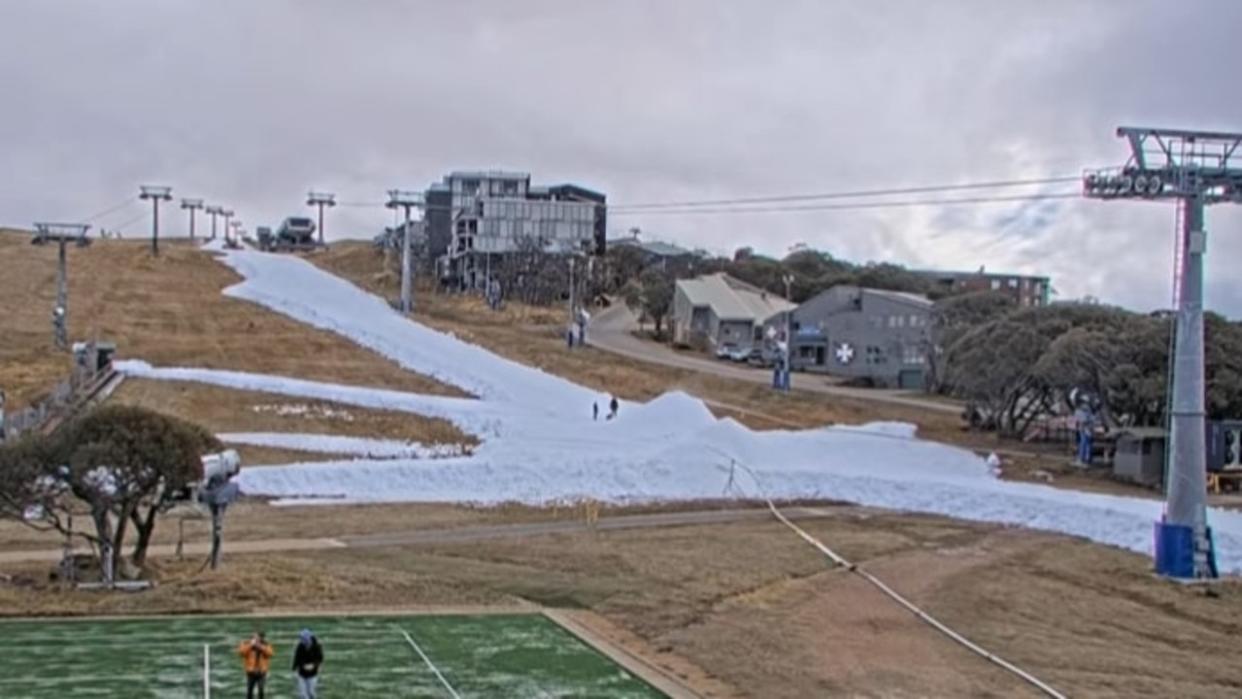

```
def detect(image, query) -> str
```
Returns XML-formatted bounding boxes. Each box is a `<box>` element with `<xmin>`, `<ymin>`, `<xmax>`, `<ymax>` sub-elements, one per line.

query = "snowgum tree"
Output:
<box><xmin>52</xmin><ymin>405</ymin><xmax>221</xmax><ymax>575</ymax></box>
<box><xmin>0</xmin><ymin>406</ymin><xmax>220</xmax><ymax>583</ymax></box>
<box><xmin>936</xmin><ymin>301</ymin><xmax>1242</xmax><ymax>436</ymax></box>
<box><xmin>0</xmin><ymin>435</ymin><xmax>77</xmax><ymax>543</ymax></box>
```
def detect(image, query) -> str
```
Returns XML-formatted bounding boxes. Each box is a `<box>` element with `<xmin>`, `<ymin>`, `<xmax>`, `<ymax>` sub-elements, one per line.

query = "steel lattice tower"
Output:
<box><xmin>1085</xmin><ymin>126</ymin><xmax>1242</xmax><ymax>578</ymax></box>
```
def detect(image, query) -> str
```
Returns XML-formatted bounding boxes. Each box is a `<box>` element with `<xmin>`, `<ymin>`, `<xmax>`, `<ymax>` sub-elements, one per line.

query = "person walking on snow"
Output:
<box><xmin>238</xmin><ymin>630</ymin><xmax>274</xmax><ymax>699</ymax></box>
<box><xmin>292</xmin><ymin>628</ymin><xmax>324</xmax><ymax>699</ymax></box>
<box><xmin>608</xmin><ymin>395</ymin><xmax>619</xmax><ymax>420</ymax></box>
<box><xmin>593</xmin><ymin>401</ymin><xmax>599</xmax><ymax>421</ymax></box>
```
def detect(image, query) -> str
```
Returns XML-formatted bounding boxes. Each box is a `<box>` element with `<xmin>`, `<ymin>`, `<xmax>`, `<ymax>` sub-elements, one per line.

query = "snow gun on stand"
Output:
<box><xmin>197</xmin><ymin>449</ymin><xmax>241</xmax><ymax>571</ymax></box>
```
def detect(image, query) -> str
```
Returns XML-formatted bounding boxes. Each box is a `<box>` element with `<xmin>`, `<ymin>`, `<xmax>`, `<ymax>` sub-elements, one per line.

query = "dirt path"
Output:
<box><xmin>0</xmin><ymin>506</ymin><xmax>840</xmax><ymax>565</ymax></box>
<box><xmin>588</xmin><ymin>304</ymin><xmax>962</xmax><ymax>415</ymax></box>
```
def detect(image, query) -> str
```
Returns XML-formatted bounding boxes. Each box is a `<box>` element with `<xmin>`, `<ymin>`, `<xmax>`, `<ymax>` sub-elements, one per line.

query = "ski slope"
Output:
<box><xmin>122</xmin><ymin>245</ymin><xmax>1242</xmax><ymax>573</ymax></box>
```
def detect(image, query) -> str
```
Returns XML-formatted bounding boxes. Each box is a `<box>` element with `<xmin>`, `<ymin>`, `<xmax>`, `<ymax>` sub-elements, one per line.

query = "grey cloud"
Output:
<box><xmin>1</xmin><ymin>0</ymin><xmax>1239</xmax><ymax>316</ymax></box>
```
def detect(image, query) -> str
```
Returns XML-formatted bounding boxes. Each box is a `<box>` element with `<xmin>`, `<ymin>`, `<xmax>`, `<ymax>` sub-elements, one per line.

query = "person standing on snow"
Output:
<box><xmin>238</xmin><ymin>630</ymin><xmax>274</xmax><ymax>699</ymax></box>
<box><xmin>593</xmin><ymin>402</ymin><xmax>599</xmax><ymax>421</ymax></box>
<box><xmin>608</xmin><ymin>395</ymin><xmax>619</xmax><ymax>420</ymax></box>
<box><xmin>292</xmin><ymin>628</ymin><xmax>324</xmax><ymax>699</ymax></box>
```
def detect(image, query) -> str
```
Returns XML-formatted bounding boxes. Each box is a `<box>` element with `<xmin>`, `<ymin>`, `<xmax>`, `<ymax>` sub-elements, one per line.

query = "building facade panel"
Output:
<box><xmin>425</xmin><ymin>170</ymin><xmax>607</xmax><ymax>290</ymax></box>
<box><xmin>783</xmin><ymin>286</ymin><xmax>932</xmax><ymax>388</ymax></box>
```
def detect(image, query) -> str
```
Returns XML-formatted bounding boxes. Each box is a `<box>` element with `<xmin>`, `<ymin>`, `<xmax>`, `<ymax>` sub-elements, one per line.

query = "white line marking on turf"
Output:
<box><xmin>398</xmin><ymin>627</ymin><xmax>462</xmax><ymax>699</ymax></box>
<box><xmin>203</xmin><ymin>643</ymin><xmax>211</xmax><ymax>699</ymax></box>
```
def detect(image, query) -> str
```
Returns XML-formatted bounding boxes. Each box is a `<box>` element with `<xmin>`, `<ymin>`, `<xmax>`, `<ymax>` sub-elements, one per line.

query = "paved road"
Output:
<box><xmin>587</xmin><ymin>304</ymin><xmax>962</xmax><ymax>415</ymax></box>
<box><xmin>0</xmin><ymin>506</ymin><xmax>840</xmax><ymax>565</ymax></box>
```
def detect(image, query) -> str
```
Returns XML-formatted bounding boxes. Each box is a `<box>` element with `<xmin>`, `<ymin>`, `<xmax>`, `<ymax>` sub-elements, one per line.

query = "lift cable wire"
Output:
<box><xmin>609</xmin><ymin>175</ymin><xmax>1082</xmax><ymax>211</ymax></box>
<box><xmin>608</xmin><ymin>192</ymin><xmax>1080</xmax><ymax>217</ymax></box>
<box><xmin>80</xmin><ymin>196</ymin><xmax>139</xmax><ymax>223</ymax></box>
<box><xmin>333</xmin><ymin>192</ymin><xmax>1081</xmax><ymax>218</ymax></box>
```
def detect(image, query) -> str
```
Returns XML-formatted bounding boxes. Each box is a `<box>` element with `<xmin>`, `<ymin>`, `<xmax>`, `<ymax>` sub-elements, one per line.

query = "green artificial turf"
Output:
<box><xmin>0</xmin><ymin>613</ymin><xmax>665</xmax><ymax>698</ymax></box>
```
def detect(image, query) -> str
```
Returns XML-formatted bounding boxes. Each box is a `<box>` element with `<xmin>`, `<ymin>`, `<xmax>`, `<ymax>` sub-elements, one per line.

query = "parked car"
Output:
<box><xmin>728</xmin><ymin>345</ymin><xmax>752</xmax><ymax>362</ymax></box>
<box><xmin>745</xmin><ymin>347</ymin><xmax>768</xmax><ymax>366</ymax></box>
<box><xmin>715</xmin><ymin>342</ymin><xmax>738</xmax><ymax>360</ymax></box>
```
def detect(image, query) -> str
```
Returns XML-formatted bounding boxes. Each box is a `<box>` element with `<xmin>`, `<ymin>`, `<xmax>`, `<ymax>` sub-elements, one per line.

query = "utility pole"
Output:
<box><xmin>387</xmin><ymin>190</ymin><xmax>422</xmax><ymax>313</ymax></box>
<box><xmin>1084</xmin><ymin>126</ymin><xmax>1242</xmax><ymax>579</ymax></box>
<box><xmin>180</xmin><ymin>198</ymin><xmax>203</xmax><ymax>241</ymax></box>
<box><xmin>307</xmin><ymin>191</ymin><xmax>336</xmax><ymax>246</ymax></box>
<box><xmin>230</xmin><ymin>220</ymin><xmax>244</xmax><ymax>246</ymax></box>
<box><xmin>781</xmin><ymin>273</ymin><xmax>794</xmax><ymax>391</ymax></box>
<box><xmin>205</xmin><ymin>205</ymin><xmax>222</xmax><ymax>240</ymax></box>
<box><xmin>31</xmin><ymin>223</ymin><xmax>91</xmax><ymax>350</ymax></box>
<box><xmin>139</xmin><ymin>185</ymin><xmax>173</xmax><ymax>256</ymax></box>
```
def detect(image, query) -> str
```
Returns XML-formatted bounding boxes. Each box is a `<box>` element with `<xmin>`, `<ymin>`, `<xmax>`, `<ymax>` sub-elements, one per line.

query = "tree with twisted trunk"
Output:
<box><xmin>0</xmin><ymin>406</ymin><xmax>219</xmax><ymax>583</ymax></box>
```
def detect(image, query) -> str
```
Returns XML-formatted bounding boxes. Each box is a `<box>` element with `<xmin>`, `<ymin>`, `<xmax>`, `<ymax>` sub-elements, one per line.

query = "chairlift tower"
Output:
<box><xmin>180</xmin><ymin>198</ymin><xmax>203</xmax><ymax>241</ymax></box>
<box><xmin>139</xmin><ymin>185</ymin><xmax>173</xmax><ymax>256</ymax></box>
<box><xmin>1084</xmin><ymin>126</ymin><xmax>1242</xmax><ymax>579</ymax></box>
<box><xmin>31</xmin><ymin>223</ymin><xmax>91</xmax><ymax>350</ymax></box>
<box><xmin>204</xmin><ymin>205</ymin><xmax>223</xmax><ymax>240</ymax></box>
<box><xmin>220</xmin><ymin>209</ymin><xmax>235</xmax><ymax>244</ymax></box>
<box><xmin>307</xmin><ymin>191</ymin><xmax>336</xmax><ymax>246</ymax></box>
<box><xmin>387</xmin><ymin>190</ymin><xmax>423</xmax><ymax>313</ymax></box>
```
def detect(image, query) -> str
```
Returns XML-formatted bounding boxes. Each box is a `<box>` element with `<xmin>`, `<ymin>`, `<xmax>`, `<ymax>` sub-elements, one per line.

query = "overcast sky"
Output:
<box><xmin>3</xmin><ymin>0</ymin><xmax>1240</xmax><ymax>316</ymax></box>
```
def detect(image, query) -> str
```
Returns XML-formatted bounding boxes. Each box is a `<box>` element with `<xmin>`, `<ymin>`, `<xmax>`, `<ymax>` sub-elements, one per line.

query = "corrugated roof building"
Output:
<box><xmin>672</xmin><ymin>273</ymin><xmax>794</xmax><ymax>351</ymax></box>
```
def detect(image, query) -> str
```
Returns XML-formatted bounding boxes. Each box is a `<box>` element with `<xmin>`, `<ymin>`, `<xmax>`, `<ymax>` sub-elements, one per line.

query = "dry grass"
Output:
<box><xmin>228</xmin><ymin>444</ymin><xmax>345</xmax><ymax>466</ymax></box>
<box><xmin>6</xmin><ymin>507</ymin><xmax>1231</xmax><ymax>697</ymax></box>
<box><xmin>2</xmin><ymin>498</ymin><xmax>1240</xmax><ymax>696</ymax></box>
<box><xmin>110</xmin><ymin>377</ymin><xmax>473</xmax><ymax>448</ymax></box>
<box><xmin>0</xmin><ymin>553</ymin><xmax>515</xmax><ymax>618</ymax></box>
<box><xmin>0</xmin><ymin>230</ymin><xmax>463</xmax><ymax>411</ymax></box>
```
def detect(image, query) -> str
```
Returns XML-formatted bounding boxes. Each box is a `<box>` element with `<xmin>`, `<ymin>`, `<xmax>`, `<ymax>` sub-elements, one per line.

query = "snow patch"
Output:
<box><xmin>250</xmin><ymin>403</ymin><xmax>356</xmax><ymax>422</ymax></box>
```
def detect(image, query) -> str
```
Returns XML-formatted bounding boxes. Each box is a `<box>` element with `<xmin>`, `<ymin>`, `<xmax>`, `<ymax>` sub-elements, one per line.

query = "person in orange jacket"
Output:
<box><xmin>237</xmin><ymin>630</ymin><xmax>274</xmax><ymax>699</ymax></box>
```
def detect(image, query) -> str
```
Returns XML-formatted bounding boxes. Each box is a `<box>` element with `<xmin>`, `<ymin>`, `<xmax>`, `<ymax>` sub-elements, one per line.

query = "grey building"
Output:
<box><xmin>608</xmin><ymin>234</ymin><xmax>700</xmax><ymax>271</ymax></box>
<box><xmin>424</xmin><ymin>171</ymin><xmax>607</xmax><ymax>289</ymax></box>
<box><xmin>672</xmin><ymin>273</ymin><xmax>794</xmax><ymax>352</ymax></box>
<box><xmin>773</xmin><ymin>286</ymin><xmax>933</xmax><ymax>388</ymax></box>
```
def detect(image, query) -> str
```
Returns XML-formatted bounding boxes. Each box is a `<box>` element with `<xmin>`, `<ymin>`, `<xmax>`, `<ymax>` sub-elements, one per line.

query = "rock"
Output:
<box><xmin>118</xmin><ymin>558</ymin><xmax>143</xmax><ymax>581</ymax></box>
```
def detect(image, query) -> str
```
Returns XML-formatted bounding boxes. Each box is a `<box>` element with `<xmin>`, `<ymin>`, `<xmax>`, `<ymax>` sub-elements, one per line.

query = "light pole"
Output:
<box><xmin>229</xmin><ymin>220</ymin><xmax>243</xmax><ymax>245</ymax></box>
<box><xmin>180</xmin><ymin>198</ymin><xmax>203</xmax><ymax>241</ymax></box>
<box><xmin>31</xmin><ymin>223</ymin><xmax>91</xmax><ymax>350</ymax></box>
<box><xmin>307</xmin><ymin>191</ymin><xmax>336</xmax><ymax>246</ymax></box>
<box><xmin>139</xmin><ymin>185</ymin><xmax>173</xmax><ymax>256</ymax></box>
<box><xmin>1084</xmin><ymin>126</ymin><xmax>1242</xmax><ymax>579</ymax></box>
<box><xmin>205</xmin><ymin>205</ymin><xmax>222</xmax><ymax>240</ymax></box>
<box><xmin>387</xmin><ymin>190</ymin><xmax>422</xmax><ymax>313</ymax></box>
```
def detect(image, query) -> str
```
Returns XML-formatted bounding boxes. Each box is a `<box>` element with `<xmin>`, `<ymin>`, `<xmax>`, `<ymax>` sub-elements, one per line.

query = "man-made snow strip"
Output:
<box><xmin>217</xmin><ymin>432</ymin><xmax>466</xmax><ymax>459</ymax></box>
<box><xmin>145</xmin><ymin>245</ymin><xmax>1242</xmax><ymax>574</ymax></box>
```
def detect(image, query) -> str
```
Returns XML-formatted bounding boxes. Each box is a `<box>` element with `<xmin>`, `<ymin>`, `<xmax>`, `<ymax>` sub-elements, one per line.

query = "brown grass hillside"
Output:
<box><xmin>0</xmin><ymin>230</ymin><xmax>465</xmax><ymax>410</ymax></box>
